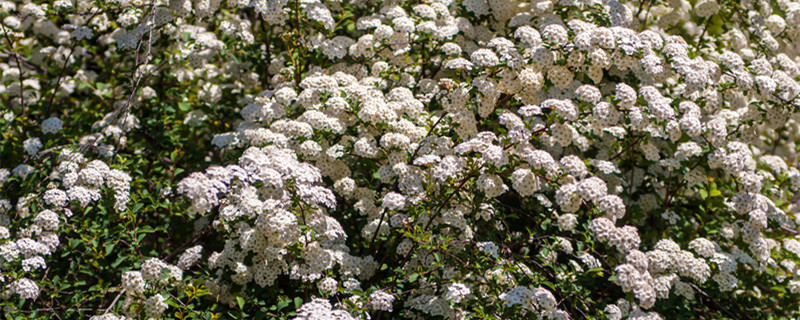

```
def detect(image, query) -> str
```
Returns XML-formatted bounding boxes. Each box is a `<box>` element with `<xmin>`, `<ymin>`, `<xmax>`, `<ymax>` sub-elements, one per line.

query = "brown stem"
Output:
<box><xmin>407</xmin><ymin>114</ymin><xmax>445</xmax><ymax>163</ymax></box>
<box><xmin>102</xmin><ymin>289</ymin><xmax>126</xmax><ymax>314</ymax></box>
<box><xmin>695</xmin><ymin>15</ymin><xmax>714</xmax><ymax>51</ymax></box>
<box><xmin>2</xmin><ymin>26</ymin><xmax>25</xmax><ymax>114</ymax></box>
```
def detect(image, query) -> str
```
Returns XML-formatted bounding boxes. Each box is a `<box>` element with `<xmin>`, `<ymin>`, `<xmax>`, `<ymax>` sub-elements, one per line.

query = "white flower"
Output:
<box><xmin>445</xmin><ymin>283</ymin><xmax>471</xmax><ymax>303</ymax></box>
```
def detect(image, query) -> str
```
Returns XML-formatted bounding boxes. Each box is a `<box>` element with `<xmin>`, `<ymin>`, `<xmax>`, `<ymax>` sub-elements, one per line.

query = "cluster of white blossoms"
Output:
<box><xmin>4</xmin><ymin>0</ymin><xmax>800</xmax><ymax>317</ymax></box>
<box><xmin>176</xmin><ymin>144</ymin><xmax>377</xmax><ymax>315</ymax></box>
<box><xmin>294</xmin><ymin>298</ymin><xmax>356</xmax><ymax>320</ymax></box>
<box><xmin>114</xmin><ymin>258</ymin><xmax>182</xmax><ymax>318</ymax></box>
<box><xmin>0</xmin><ymin>145</ymin><xmax>132</xmax><ymax>302</ymax></box>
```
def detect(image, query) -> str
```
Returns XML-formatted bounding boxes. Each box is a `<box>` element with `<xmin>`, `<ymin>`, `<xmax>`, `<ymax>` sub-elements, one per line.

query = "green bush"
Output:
<box><xmin>1</xmin><ymin>0</ymin><xmax>800</xmax><ymax>319</ymax></box>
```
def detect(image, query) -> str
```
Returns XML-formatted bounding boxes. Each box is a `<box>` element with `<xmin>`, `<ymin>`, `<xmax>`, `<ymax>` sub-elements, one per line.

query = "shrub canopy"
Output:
<box><xmin>2</xmin><ymin>0</ymin><xmax>800</xmax><ymax>319</ymax></box>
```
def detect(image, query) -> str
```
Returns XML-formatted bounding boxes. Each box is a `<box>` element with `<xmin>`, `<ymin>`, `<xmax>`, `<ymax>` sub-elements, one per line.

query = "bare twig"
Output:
<box><xmin>368</xmin><ymin>209</ymin><xmax>388</xmax><ymax>254</ymax></box>
<box><xmin>690</xmin><ymin>283</ymin><xmax>747</xmax><ymax>320</ymax></box>
<box><xmin>695</xmin><ymin>15</ymin><xmax>714</xmax><ymax>51</ymax></box>
<box><xmin>103</xmin><ymin>289</ymin><xmax>126</xmax><ymax>314</ymax></box>
<box><xmin>2</xmin><ymin>26</ymin><xmax>26</xmax><ymax>113</ymax></box>
<box><xmin>46</xmin><ymin>9</ymin><xmax>104</xmax><ymax>115</ymax></box>
<box><xmin>407</xmin><ymin>114</ymin><xmax>445</xmax><ymax>163</ymax></box>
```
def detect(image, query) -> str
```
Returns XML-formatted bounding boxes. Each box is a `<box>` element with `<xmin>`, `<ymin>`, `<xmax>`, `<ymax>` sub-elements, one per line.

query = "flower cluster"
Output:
<box><xmin>117</xmin><ymin>258</ymin><xmax>182</xmax><ymax>318</ymax></box>
<box><xmin>0</xmin><ymin>148</ymin><xmax>131</xmax><ymax>302</ymax></box>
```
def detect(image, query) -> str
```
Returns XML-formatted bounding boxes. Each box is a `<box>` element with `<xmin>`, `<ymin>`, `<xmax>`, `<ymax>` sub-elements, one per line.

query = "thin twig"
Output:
<box><xmin>407</xmin><ymin>114</ymin><xmax>445</xmax><ymax>163</ymax></box>
<box><xmin>695</xmin><ymin>15</ymin><xmax>714</xmax><ymax>51</ymax></box>
<box><xmin>2</xmin><ymin>26</ymin><xmax>26</xmax><ymax>113</ymax></box>
<box><xmin>607</xmin><ymin>134</ymin><xmax>645</xmax><ymax>162</ymax></box>
<box><xmin>368</xmin><ymin>209</ymin><xmax>388</xmax><ymax>254</ymax></box>
<box><xmin>103</xmin><ymin>289</ymin><xmax>125</xmax><ymax>314</ymax></box>
<box><xmin>46</xmin><ymin>9</ymin><xmax>104</xmax><ymax>115</ymax></box>
<box><xmin>690</xmin><ymin>283</ymin><xmax>746</xmax><ymax>320</ymax></box>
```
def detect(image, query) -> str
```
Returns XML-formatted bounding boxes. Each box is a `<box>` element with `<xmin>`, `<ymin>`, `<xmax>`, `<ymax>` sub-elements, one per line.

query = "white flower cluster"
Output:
<box><xmin>117</xmin><ymin>258</ymin><xmax>182</xmax><ymax>318</ymax></box>
<box><xmin>499</xmin><ymin>286</ymin><xmax>567</xmax><ymax>318</ymax></box>
<box><xmin>176</xmin><ymin>245</ymin><xmax>203</xmax><ymax>270</ymax></box>
<box><xmin>0</xmin><ymin>148</ymin><xmax>130</xmax><ymax>302</ymax></box>
<box><xmin>176</xmin><ymin>144</ymin><xmax>378</xmax><ymax>310</ymax></box>
<box><xmin>293</xmin><ymin>298</ymin><xmax>355</xmax><ymax>320</ymax></box>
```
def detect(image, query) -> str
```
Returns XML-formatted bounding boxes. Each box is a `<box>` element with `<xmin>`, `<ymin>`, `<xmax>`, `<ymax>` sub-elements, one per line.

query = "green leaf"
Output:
<box><xmin>111</xmin><ymin>255</ymin><xmax>126</xmax><ymax>268</ymax></box>
<box><xmin>277</xmin><ymin>299</ymin><xmax>290</xmax><ymax>311</ymax></box>
<box><xmin>166</xmin><ymin>298</ymin><xmax>182</xmax><ymax>309</ymax></box>
<box><xmin>178</xmin><ymin>101</ymin><xmax>192</xmax><ymax>112</ymax></box>
<box><xmin>105</xmin><ymin>243</ymin><xmax>116</xmax><ymax>256</ymax></box>
<box><xmin>138</xmin><ymin>226</ymin><xmax>156</xmax><ymax>233</ymax></box>
<box><xmin>587</xmin><ymin>267</ymin><xmax>604</xmax><ymax>276</ymax></box>
<box><xmin>131</xmin><ymin>202</ymin><xmax>144</xmax><ymax>214</ymax></box>
<box><xmin>236</xmin><ymin>296</ymin><xmax>245</xmax><ymax>310</ymax></box>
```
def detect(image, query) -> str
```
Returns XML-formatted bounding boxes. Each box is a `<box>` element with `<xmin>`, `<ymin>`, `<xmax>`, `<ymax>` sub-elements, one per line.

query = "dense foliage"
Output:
<box><xmin>2</xmin><ymin>0</ymin><xmax>800</xmax><ymax>318</ymax></box>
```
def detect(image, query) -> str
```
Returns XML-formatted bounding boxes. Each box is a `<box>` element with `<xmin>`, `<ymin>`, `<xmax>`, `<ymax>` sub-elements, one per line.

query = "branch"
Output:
<box><xmin>2</xmin><ymin>26</ymin><xmax>26</xmax><ymax>113</ymax></box>
<box><xmin>690</xmin><ymin>283</ymin><xmax>747</xmax><ymax>320</ymax></box>
<box><xmin>103</xmin><ymin>289</ymin><xmax>126</xmax><ymax>314</ymax></box>
<box><xmin>407</xmin><ymin>114</ymin><xmax>445</xmax><ymax>163</ymax></box>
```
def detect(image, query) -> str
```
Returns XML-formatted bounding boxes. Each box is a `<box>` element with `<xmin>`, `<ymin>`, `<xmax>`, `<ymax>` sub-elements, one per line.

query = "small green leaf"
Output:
<box><xmin>236</xmin><ymin>296</ymin><xmax>245</xmax><ymax>310</ymax></box>
<box><xmin>166</xmin><ymin>298</ymin><xmax>181</xmax><ymax>309</ymax></box>
<box><xmin>131</xmin><ymin>202</ymin><xmax>144</xmax><ymax>214</ymax></box>
<box><xmin>587</xmin><ymin>267</ymin><xmax>604</xmax><ymax>276</ymax></box>
<box><xmin>178</xmin><ymin>101</ymin><xmax>192</xmax><ymax>112</ymax></box>
<box><xmin>105</xmin><ymin>243</ymin><xmax>116</xmax><ymax>256</ymax></box>
<box><xmin>277</xmin><ymin>299</ymin><xmax>290</xmax><ymax>311</ymax></box>
<box><xmin>111</xmin><ymin>256</ymin><xmax>126</xmax><ymax>268</ymax></box>
<box><xmin>138</xmin><ymin>226</ymin><xmax>155</xmax><ymax>233</ymax></box>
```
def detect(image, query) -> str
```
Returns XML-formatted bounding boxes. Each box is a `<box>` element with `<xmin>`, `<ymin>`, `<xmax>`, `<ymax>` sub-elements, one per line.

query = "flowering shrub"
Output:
<box><xmin>2</xmin><ymin>0</ymin><xmax>800</xmax><ymax>318</ymax></box>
